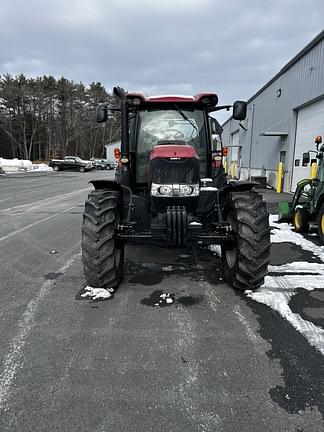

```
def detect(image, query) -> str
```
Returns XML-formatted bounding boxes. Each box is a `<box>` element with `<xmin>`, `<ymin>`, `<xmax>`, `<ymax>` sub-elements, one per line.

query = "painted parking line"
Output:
<box><xmin>0</xmin><ymin>206</ymin><xmax>76</xmax><ymax>243</ymax></box>
<box><xmin>2</xmin><ymin>187</ymin><xmax>90</xmax><ymax>213</ymax></box>
<box><xmin>0</xmin><ymin>251</ymin><xmax>81</xmax><ymax>410</ymax></box>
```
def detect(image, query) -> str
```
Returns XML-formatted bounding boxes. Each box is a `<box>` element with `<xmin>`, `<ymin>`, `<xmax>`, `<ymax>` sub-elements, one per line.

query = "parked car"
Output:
<box><xmin>48</xmin><ymin>156</ymin><xmax>93</xmax><ymax>172</ymax></box>
<box><xmin>91</xmin><ymin>158</ymin><xmax>117</xmax><ymax>170</ymax></box>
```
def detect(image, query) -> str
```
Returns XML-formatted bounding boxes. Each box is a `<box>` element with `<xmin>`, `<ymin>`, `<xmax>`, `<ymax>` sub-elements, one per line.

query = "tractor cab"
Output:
<box><xmin>134</xmin><ymin>104</ymin><xmax>207</xmax><ymax>185</ymax></box>
<box><xmin>126</xmin><ymin>92</ymin><xmax>224</xmax><ymax>191</ymax></box>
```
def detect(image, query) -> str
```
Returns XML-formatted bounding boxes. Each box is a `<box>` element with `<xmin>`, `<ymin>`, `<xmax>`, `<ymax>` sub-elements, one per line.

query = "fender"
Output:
<box><xmin>220</xmin><ymin>180</ymin><xmax>259</xmax><ymax>194</ymax></box>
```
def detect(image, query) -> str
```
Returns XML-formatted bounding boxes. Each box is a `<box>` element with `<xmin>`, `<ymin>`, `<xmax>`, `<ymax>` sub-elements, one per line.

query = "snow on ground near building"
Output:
<box><xmin>247</xmin><ymin>215</ymin><xmax>324</xmax><ymax>355</ymax></box>
<box><xmin>0</xmin><ymin>158</ymin><xmax>53</xmax><ymax>173</ymax></box>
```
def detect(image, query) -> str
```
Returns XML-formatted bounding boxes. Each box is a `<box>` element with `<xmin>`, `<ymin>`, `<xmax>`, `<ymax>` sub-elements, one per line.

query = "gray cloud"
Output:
<box><xmin>0</xmin><ymin>0</ymin><xmax>323</xmax><ymax>122</ymax></box>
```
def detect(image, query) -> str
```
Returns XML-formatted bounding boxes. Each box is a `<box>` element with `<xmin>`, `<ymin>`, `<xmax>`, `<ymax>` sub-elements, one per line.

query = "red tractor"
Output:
<box><xmin>82</xmin><ymin>87</ymin><xmax>270</xmax><ymax>291</ymax></box>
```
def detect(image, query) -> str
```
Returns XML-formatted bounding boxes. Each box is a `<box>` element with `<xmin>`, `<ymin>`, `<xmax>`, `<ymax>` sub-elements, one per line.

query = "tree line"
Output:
<box><xmin>0</xmin><ymin>74</ymin><xmax>120</xmax><ymax>161</ymax></box>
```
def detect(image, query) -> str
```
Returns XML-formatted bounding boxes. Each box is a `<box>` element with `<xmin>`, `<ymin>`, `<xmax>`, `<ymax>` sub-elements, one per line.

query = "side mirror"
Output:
<box><xmin>233</xmin><ymin>101</ymin><xmax>247</xmax><ymax>121</ymax></box>
<box><xmin>96</xmin><ymin>104</ymin><xmax>108</xmax><ymax>123</ymax></box>
<box><xmin>302</xmin><ymin>152</ymin><xmax>310</xmax><ymax>166</ymax></box>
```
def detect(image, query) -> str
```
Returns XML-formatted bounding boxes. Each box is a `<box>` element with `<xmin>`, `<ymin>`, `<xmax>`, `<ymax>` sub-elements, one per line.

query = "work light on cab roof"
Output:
<box><xmin>126</xmin><ymin>91</ymin><xmax>219</xmax><ymax>108</ymax></box>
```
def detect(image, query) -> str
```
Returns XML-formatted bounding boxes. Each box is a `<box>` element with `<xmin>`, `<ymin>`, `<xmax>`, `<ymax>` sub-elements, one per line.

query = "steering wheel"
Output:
<box><xmin>167</xmin><ymin>129</ymin><xmax>185</xmax><ymax>140</ymax></box>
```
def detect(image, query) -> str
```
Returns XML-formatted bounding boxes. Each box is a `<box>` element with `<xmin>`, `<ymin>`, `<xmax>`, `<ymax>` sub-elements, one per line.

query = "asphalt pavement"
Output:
<box><xmin>0</xmin><ymin>172</ymin><xmax>323</xmax><ymax>432</ymax></box>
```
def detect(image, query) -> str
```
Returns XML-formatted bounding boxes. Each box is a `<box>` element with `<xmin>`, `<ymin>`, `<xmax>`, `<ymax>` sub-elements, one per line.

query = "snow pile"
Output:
<box><xmin>31</xmin><ymin>163</ymin><xmax>53</xmax><ymax>172</ymax></box>
<box><xmin>81</xmin><ymin>286</ymin><xmax>114</xmax><ymax>300</ymax></box>
<box><xmin>247</xmin><ymin>214</ymin><xmax>324</xmax><ymax>356</ymax></box>
<box><xmin>0</xmin><ymin>158</ymin><xmax>32</xmax><ymax>172</ymax></box>
<box><xmin>270</xmin><ymin>214</ymin><xmax>324</xmax><ymax>260</ymax></box>
<box><xmin>0</xmin><ymin>158</ymin><xmax>53</xmax><ymax>173</ymax></box>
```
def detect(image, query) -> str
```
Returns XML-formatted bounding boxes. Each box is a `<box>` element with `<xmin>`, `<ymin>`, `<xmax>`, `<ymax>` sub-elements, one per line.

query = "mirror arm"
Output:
<box><xmin>239</xmin><ymin>122</ymin><xmax>247</xmax><ymax>131</ymax></box>
<box><xmin>209</xmin><ymin>104</ymin><xmax>232</xmax><ymax>113</ymax></box>
<box><xmin>108</xmin><ymin>105</ymin><xmax>121</xmax><ymax>112</ymax></box>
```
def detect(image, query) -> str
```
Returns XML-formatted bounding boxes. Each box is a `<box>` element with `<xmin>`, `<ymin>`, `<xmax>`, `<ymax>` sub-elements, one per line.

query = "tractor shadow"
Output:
<box><xmin>125</xmin><ymin>244</ymin><xmax>224</xmax><ymax>287</ymax></box>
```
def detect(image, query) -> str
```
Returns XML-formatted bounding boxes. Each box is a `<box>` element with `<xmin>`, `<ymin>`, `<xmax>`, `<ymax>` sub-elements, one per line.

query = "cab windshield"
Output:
<box><xmin>136</xmin><ymin>107</ymin><xmax>207</xmax><ymax>182</ymax></box>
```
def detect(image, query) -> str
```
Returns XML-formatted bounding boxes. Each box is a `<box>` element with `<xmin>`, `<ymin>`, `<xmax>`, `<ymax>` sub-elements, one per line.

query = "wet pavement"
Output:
<box><xmin>0</xmin><ymin>174</ymin><xmax>323</xmax><ymax>431</ymax></box>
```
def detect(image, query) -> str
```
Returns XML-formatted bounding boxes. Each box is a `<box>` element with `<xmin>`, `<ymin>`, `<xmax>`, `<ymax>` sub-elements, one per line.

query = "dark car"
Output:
<box><xmin>49</xmin><ymin>156</ymin><xmax>93</xmax><ymax>172</ymax></box>
<box><xmin>92</xmin><ymin>158</ymin><xmax>117</xmax><ymax>170</ymax></box>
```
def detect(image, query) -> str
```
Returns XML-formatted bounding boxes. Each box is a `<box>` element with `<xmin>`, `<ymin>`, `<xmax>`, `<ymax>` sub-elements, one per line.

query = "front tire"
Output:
<box><xmin>317</xmin><ymin>204</ymin><xmax>324</xmax><ymax>244</ymax></box>
<box><xmin>293</xmin><ymin>207</ymin><xmax>309</xmax><ymax>233</ymax></box>
<box><xmin>82</xmin><ymin>190</ymin><xmax>124</xmax><ymax>288</ymax></box>
<box><xmin>222</xmin><ymin>191</ymin><xmax>270</xmax><ymax>291</ymax></box>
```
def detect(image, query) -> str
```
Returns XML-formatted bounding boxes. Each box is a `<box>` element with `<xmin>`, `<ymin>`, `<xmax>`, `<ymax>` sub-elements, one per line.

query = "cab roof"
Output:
<box><xmin>127</xmin><ymin>92</ymin><xmax>218</xmax><ymax>106</ymax></box>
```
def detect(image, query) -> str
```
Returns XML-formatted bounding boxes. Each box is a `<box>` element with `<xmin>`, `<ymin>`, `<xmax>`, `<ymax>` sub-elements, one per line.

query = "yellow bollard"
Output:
<box><xmin>310</xmin><ymin>162</ymin><xmax>317</xmax><ymax>179</ymax></box>
<box><xmin>276</xmin><ymin>161</ymin><xmax>284</xmax><ymax>193</ymax></box>
<box><xmin>224</xmin><ymin>159</ymin><xmax>228</xmax><ymax>174</ymax></box>
<box><xmin>231</xmin><ymin>161</ymin><xmax>237</xmax><ymax>179</ymax></box>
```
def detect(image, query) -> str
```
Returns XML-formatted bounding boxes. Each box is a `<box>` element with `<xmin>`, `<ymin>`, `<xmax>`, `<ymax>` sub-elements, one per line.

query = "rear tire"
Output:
<box><xmin>222</xmin><ymin>191</ymin><xmax>270</xmax><ymax>291</ymax></box>
<box><xmin>80</xmin><ymin>166</ymin><xmax>85</xmax><ymax>173</ymax></box>
<box><xmin>82</xmin><ymin>190</ymin><xmax>124</xmax><ymax>288</ymax></box>
<box><xmin>293</xmin><ymin>207</ymin><xmax>309</xmax><ymax>233</ymax></box>
<box><xmin>317</xmin><ymin>204</ymin><xmax>324</xmax><ymax>244</ymax></box>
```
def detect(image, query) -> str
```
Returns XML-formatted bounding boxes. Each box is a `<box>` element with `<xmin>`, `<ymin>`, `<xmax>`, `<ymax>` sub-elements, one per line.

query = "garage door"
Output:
<box><xmin>229</xmin><ymin>131</ymin><xmax>240</xmax><ymax>178</ymax></box>
<box><xmin>291</xmin><ymin>98</ymin><xmax>324</xmax><ymax>191</ymax></box>
<box><xmin>230</xmin><ymin>131</ymin><xmax>239</xmax><ymax>162</ymax></box>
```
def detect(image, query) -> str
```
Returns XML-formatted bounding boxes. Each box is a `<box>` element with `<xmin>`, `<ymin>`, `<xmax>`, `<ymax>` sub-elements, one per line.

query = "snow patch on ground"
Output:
<box><xmin>270</xmin><ymin>214</ymin><xmax>324</xmax><ymax>260</ymax></box>
<box><xmin>208</xmin><ymin>244</ymin><xmax>222</xmax><ymax>257</ymax></box>
<box><xmin>161</xmin><ymin>265</ymin><xmax>174</xmax><ymax>272</ymax></box>
<box><xmin>31</xmin><ymin>163</ymin><xmax>53</xmax><ymax>172</ymax></box>
<box><xmin>81</xmin><ymin>286</ymin><xmax>114</xmax><ymax>300</ymax></box>
<box><xmin>154</xmin><ymin>292</ymin><xmax>174</xmax><ymax>306</ymax></box>
<box><xmin>247</xmin><ymin>215</ymin><xmax>324</xmax><ymax>356</ymax></box>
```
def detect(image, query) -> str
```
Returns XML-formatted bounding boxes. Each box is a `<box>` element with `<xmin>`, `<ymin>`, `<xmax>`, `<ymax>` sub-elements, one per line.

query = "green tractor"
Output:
<box><xmin>279</xmin><ymin>135</ymin><xmax>324</xmax><ymax>242</ymax></box>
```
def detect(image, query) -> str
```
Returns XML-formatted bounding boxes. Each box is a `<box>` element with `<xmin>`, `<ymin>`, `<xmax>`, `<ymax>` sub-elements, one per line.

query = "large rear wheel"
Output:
<box><xmin>317</xmin><ymin>204</ymin><xmax>324</xmax><ymax>244</ymax></box>
<box><xmin>82</xmin><ymin>190</ymin><xmax>124</xmax><ymax>288</ymax></box>
<box><xmin>222</xmin><ymin>191</ymin><xmax>270</xmax><ymax>291</ymax></box>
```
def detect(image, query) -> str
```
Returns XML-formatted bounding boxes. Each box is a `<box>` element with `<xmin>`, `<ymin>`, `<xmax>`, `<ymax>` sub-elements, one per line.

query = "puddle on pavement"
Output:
<box><xmin>127</xmin><ymin>248</ymin><xmax>223</xmax><ymax>287</ymax></box>
<box><xmin>141</xmin><ymin>290</ymin><xmax>174</xmax><ymax>307</ymax></box>
<box><xmin>44</xmin><ymin>272</ymin><xmax>64</xmax><ymax>280</ymax></box>
<box><xmin>176</xmin><ymin>295</ymin><xmax>204</xmax><ymax>307</ymax></box>
<box><xmin>140</xmin><ymin>290</ymin><xmax>204</xmax><ymax>308</ymax></box>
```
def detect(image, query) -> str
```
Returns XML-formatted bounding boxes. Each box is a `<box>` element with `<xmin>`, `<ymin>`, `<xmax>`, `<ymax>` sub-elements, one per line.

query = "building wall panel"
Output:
<box><xmin>222</xmin><ymin>33</ymin><xmax>324</xmax><ymax>190</ymax></box>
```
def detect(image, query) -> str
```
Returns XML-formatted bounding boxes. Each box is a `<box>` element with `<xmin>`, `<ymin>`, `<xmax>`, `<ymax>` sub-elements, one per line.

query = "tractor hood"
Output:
<box><xmin>149</xmin><ymin>144</ymin><xmax>200</xmax><ymax>186</ymax></box>
<box><xmin>150</xmin><ymin>144</ymin><xmax>199</xmax><ymax>161</ymax></box>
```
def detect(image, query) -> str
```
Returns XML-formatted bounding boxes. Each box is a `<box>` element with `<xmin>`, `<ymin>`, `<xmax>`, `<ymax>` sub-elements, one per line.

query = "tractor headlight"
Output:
<box><xmin>151</xmin><ymin>183</ymin><xmax>199</xmax><ymax>197</ymax></box>
<box><xmin>159</xmin><ymin>185</ymin><xmax>172</xmax><ymax>195</ymax></box>
<box><xmin>180</xmin><ymin>185</ymin><xmax>192</xmax><ymax>195</ymax></box>
<box><xmin>180</xmin><ymin>184</ymin><xmax>199</xmax><ymax>196</ymax></box>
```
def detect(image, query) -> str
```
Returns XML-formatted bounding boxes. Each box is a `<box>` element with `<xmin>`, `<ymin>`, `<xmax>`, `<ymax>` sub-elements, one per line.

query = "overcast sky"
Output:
<box><xmin>0</xmin><ymin>0</ymin><xmax>323</xmax><ymax>122</ymax></box>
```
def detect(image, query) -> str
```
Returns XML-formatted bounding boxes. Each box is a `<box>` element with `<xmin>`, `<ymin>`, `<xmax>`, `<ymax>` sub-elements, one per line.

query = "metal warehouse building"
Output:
<box><xmin>222</xmin><ymin>30</ymin><xmax>324</xmax><ymax>192</ymax></box>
